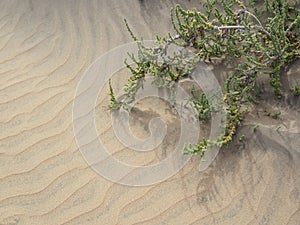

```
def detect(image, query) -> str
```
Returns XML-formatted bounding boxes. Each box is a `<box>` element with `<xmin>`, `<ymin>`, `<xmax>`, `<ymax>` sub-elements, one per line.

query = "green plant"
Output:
<box><xmin>109</xmin><ymin>0</ymin><xmax>300</xmax><ymax>161</ymax></box>
<box><xmin>253</xmin><ymin>124</ymin><xmax>260</xmax><ymax>132</ymax></box>
<box><xmin>108</xmin><ymin>79</ymin><xmax>121</xmax><ymax>109</ymax></box>
<box><xmin>271</xmin><ymin>111</ymin><xmax>281</xmax><ymax>119</ymax></box>
<box><xmin>190</xmin><ymin>85</ymin><xmax>212</xmax><ymax>120</ymax></box>
<box><xmin>239</xmin><ymin>134</ymin><xmax>246</xmax><ymax>142</ymax></box>
<box><xmin>291</xmin><ymin>86</ymin><xmax>300</xmax><ymax>96</ymax></box>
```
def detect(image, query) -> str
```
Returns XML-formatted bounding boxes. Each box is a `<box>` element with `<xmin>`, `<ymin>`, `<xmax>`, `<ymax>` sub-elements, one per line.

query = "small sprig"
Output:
<box><xmin>108</xmin><ymin>79</ymin><xmax>121</xmax><ymax>109</ymax></box>
<box><xmin>291</xmin><ymin>86</ymin><xmax>300</xmax><ymax>96</ymax></box>
<box><xmin>190</xmin><ymin>85</ymin><xmax>211</xmax><ymax>121</ymax></box>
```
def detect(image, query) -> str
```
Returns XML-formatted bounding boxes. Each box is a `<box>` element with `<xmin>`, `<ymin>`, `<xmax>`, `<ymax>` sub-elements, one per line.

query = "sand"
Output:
<box><xmin>0</xmin><ymin>0</ymin><xmax>299</xmax><ymax>224</ymax></box>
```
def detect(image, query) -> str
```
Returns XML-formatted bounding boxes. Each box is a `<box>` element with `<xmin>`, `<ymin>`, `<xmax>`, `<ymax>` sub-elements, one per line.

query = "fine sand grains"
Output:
<box><xmin>0</xmin><ymin>1</ymin><xmax>299</xmax><ymax>224</ymax></box>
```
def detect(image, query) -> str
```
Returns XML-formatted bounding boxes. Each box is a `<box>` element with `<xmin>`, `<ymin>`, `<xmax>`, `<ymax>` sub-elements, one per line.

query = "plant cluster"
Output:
<box><xmin>190</xmin><ymin>85</ymin><xmax>212</xmax><ymax>121</ymax></box>
<box><xmin>291</xmin><ymin>85</ymin><xmax>300</xmax><ymax>96</ymax></box>
<box><xmin>109</xmin><ymin>0</ymin><xmax>300</xmax><ymax>161</ymax></box>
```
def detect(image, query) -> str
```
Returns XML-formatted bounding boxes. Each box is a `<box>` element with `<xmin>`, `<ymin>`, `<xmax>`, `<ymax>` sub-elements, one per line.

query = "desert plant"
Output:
<box><xmin>239</xmin><ymin>134</ymin><xmax>246</xmax><ymax>142</ymax></box>
<box><xmin>271</xmin><ymin>111</ymin><xmax>281</xmax><ymax>119</ymax></box>
<box><xmin>190</xmin><ymin>85</ymin><xmax>212</xmax><ymax>121</ymax></box>
<box><xmin>253</xmin><ymin>124</ymin><xmax>260</xmax><ymax>132</ymax></box>
<box><xmin>109</xmin><ymin>0</ymin><xmax>300</xmax><ymax>161</ymax></box>
<box><xmin>291</xmin><ymin>86</ymin><xmax>300</xmax><ymax>96</ymax></box>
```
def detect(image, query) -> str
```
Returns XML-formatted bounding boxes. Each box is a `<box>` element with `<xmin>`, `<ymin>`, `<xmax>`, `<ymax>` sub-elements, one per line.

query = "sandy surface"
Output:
<box><xmin>0</xmin><ymin>0</ymin><xmax>300</xmax><ymax>224</ymax></box>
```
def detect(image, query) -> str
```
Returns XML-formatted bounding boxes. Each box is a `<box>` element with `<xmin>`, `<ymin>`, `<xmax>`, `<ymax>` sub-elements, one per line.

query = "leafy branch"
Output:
<box><xmin>109</xmin><ymin>0</ymin><xmax>300</xmax><ymax>161</ymax></box>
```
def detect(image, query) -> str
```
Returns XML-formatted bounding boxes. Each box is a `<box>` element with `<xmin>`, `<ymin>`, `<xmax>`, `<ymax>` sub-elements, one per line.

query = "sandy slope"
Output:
<box><xmin>0</xmin><ymin>0</ymin><xmax>299</xmax><ymax>224</ymax></box>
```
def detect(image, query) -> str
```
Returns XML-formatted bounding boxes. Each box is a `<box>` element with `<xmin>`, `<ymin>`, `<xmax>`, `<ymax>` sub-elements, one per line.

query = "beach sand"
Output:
<box><xmin>0</xmin><ymin>0</ymin><xmax>300</xmax><ymax>224</ymax></box>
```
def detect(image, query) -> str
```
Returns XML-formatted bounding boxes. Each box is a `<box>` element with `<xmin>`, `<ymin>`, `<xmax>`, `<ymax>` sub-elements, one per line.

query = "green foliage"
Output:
<box><xmin>108</xmin><ymin>79</ymin><xmax>121</xmax><ymax>109</ymax></box>
<box><xmin>190</xmin><ymin>86</ymin><xmax>211</xmax><ymax>120</ymax></box>
<box><xmin>271</xmin><ymin>111</ymin><xmax>281</xmax><ymax>119</ymax></box>
<box><xmin>291</xmin><ymin>86</ymin><xmax>300</xmax><ymax>96</ymax></box>
<box><xmin>109</xmin><ymin>0</ymin><xmax>300</xmax><ymax>161</ymax></box>
<box><xmin>253</xmin><ymin>124</ymin><xmax>260</xmax><ymax>132</ymax></box>
<box><xmin>239</xmin><ymin>134</ymin><xmax>246</xmax><ymax>142</ymax></box>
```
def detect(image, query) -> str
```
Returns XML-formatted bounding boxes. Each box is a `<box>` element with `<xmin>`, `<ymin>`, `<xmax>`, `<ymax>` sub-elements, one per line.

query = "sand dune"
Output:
<box><xmin>0</xmin><ymin>0</ymin><xmax>300</xmax><ymax>224</ymax></box>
